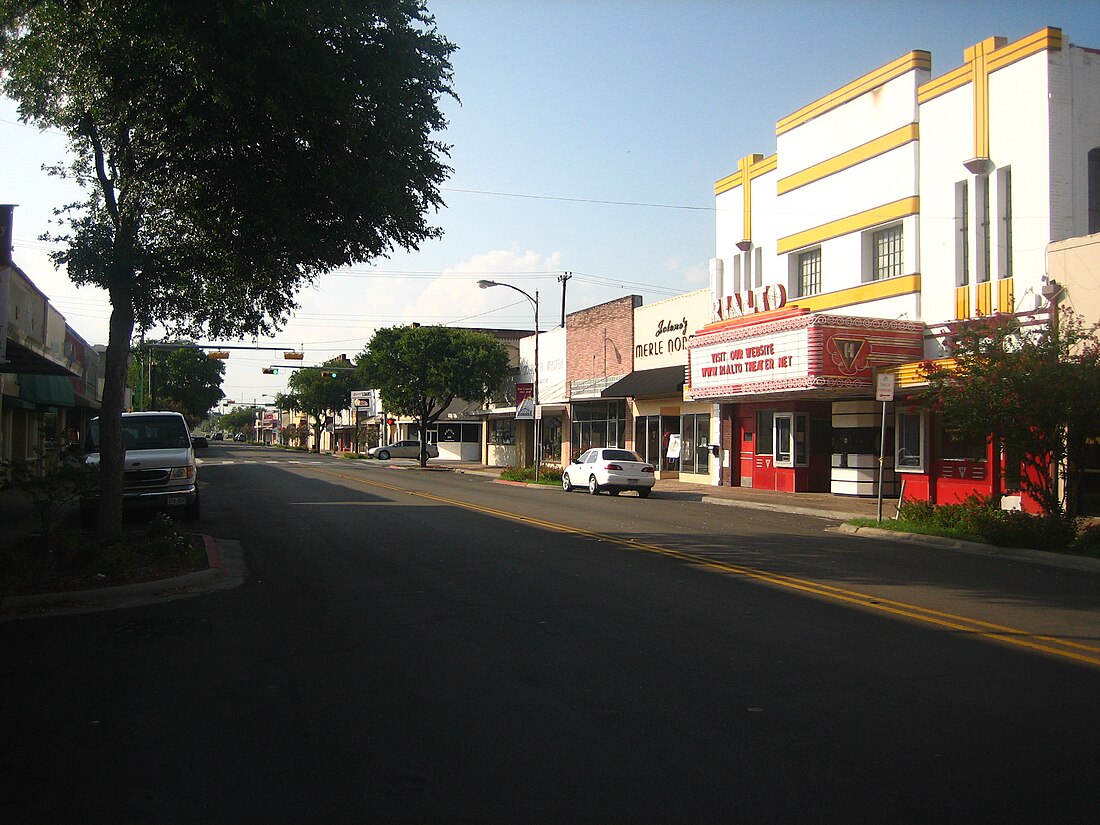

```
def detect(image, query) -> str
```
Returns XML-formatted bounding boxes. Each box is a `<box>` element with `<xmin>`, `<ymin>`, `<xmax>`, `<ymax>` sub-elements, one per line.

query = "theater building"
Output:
<box><xmin>688</xmin><ymin>26</ymin><xmax>1100</xmax><ymax>505</ymax></box>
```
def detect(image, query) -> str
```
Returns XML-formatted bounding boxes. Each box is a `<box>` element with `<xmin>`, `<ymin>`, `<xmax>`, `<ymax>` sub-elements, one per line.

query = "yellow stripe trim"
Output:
<box><xmin>955</xmin><ymin>285</ymin><xmax>970</xmax><ymax>320</ymax></box>
<box><xmin>788</xmin><ymin>273</ymin><xmax>920</xmax><ymax>314</ymax></box>
<box><xmin>776</xmin><ymin>197</ymin><xmax>919</xmax><ymax>255</ymax></box>
<box><xmin>976</xmin><ymin>281</ymin><xmax>993</xmax><ymax>315</ymax></box>
<box><xmin>987</xmin><ymin>26</ymin><xmax>1062</xmax><ymax>72</ymax></box>
<box><xmin>918</xmin><ymin>27</ymin><xmax>1063</xmax><ymax>104</ymax></box>
<box><xmin>998</xmin><ymin>277</ymin><xmax>1014</xmax><ymax>311</ymax></box>
<box><xmin>777</xmin><ymin>124</ymin><xmax>919</xmax><ymax>195</ymax></box>
<box><xmin>891</xmin><ymin>357</ymin><xmax>957</xmax><ymax>388</ymax></box>
<box><xmin>714</xmin><ymin>153</ymin><xmax>777</xmax><ymax>196</ymax></box>
<box><xmin>777</xmin><ymin>51</ymin><xmax>931</xmax><ymax>136</ymax></box>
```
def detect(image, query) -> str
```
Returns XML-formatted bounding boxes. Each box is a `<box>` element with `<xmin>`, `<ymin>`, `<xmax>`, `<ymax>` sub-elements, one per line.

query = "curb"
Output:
<box><xmin>0</xmin><ymin>537</ymin><xmax>248</xmax><ymax>620</ymax></box>
<box><xmin>698</xmin><ymin>495</ymin><xmax>865</xmax><ymax>521</ymax></box>
<box><xmin>835</xmin><ymin>523</ymin><xmax>1100</xmax><ymax>573</ymax></box>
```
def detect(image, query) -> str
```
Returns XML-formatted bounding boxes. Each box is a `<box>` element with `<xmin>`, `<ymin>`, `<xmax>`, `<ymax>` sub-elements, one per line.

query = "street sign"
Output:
<box><xmin>350</xmin><ymin>390</ymin><xmax>376</xmax><ymax>417</ymax></box>
<box><xmin>875</xmin><ymin>371</ymin><xmax>896</xmax><ymax>402</ymax></box>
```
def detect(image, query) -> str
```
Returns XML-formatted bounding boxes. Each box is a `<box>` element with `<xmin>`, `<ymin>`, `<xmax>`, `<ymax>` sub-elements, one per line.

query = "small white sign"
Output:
<box><xmin>875</xmin><ymin>371</ymin><xmax>896</xmax><ymax>402</ymax></box>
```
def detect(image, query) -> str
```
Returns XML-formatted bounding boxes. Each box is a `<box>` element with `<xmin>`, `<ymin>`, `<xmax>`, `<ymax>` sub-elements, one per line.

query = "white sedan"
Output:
<box><xmin>562</xmin><ymin>448</ymin><xmax>656</xmax><ymax>497</ymax></box>
<box><xmin>367</xmin><ymin>440</ymin><xmax>439</xmax><ymax>460</ymax></box>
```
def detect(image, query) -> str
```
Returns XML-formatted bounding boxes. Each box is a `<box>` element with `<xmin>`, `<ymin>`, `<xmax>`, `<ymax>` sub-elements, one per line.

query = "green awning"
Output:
<box><xmin>19</xmin><ymin>374</ymin><xmax>76</xmax><ymax>409</ymax></box>
<box><xmin>2</xmin><ymin>393</ymin><xmax>36</xmax><ymax>410</ymax></box>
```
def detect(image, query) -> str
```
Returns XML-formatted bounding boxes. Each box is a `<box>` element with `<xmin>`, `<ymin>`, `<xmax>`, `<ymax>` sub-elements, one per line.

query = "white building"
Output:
<box><xmin>689</xmin><ymin>25</ymin><xmax>1100</xmax><ymax>507</ymax></box>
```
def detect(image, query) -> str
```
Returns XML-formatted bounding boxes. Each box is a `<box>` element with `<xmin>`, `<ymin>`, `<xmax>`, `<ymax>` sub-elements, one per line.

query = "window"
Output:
<box><xmin>756</xmin><ymin>410</ymin><xmax>774</xmax><ymax>456</ymax></box>
<box><xmin>956</xmin><ymin>180</ymin><xmax>970</xmax><ymax>286</ymax></box>
<box><xmin>571</xmin><ymin>400</ymin><xmax>626</xmax><ymax>454</ymax></box>
<box><xmin>680</xmin><ymin>413</ymin><xmax>711</xmax><ymax>475</ymax></box>
<box><xmin>1089</xmin><ymin>148</ymin><xmax>1100</xmax><ymax>235</ymax></box>
<box><xmin>997</xmin><ymin>166</ymin><xmax>1013</xmax><ymax>280</ymax></box>
<box><xmin>489</xmin><ymin>418</ymin><xmax>515</xmax><ymax>445</ymax></box>
<box><xmin>754</xmin><ymin>246</ymin><xmax>763</xmax><ymax>289</ymax></box>
<box><xmin>774</xmin><ymin>413</ymin><xmax>809</xmax><ymax>467</ymax></box>
<box><xmin>977</xmin><ymin>174</ymin><xmax>991</xmax><ymax>283</ymax></box>
<box><xmin>797</xmin><ymin>248</ymin><xmax>821</xmax><ymax>297</ymax></box>
<box><xmin>871</xmin><ymin>224</ymin><xmax>903</xmax><ymax>281</ymax></box>
<box><xmin>896</xmin><ymin>411</ymin><xmax>925</xmax><ymax>472</ymax></box>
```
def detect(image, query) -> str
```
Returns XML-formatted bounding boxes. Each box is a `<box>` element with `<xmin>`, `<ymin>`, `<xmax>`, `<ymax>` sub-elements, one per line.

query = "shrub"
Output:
<box><xmin>498</xmin><ymin>465</ymin><xmax>563</xmax><ymax>484</ymax></box>
<box><xmin>1072</xmin><ymin>523</ymin><xmax>1100</xmax><ymax>557</ymax></box>
<box><xmin>896</xmin><ymin>495</ymin><xmax>1078</xmax><ymax>552</ymax></box>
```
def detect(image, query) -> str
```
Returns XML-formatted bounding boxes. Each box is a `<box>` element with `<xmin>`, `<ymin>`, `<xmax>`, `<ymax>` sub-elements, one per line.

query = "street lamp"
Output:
<box><xmin>478</xmin><ymin>279</ymin><xmax>540</xmax><ymax>473</ymax></box>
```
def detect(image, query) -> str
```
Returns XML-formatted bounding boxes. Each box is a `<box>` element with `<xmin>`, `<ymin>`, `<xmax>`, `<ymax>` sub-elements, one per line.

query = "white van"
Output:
<box><xmin>81</xmin><ymin>411</ymin><xmax>201</xmax><ymax>523</ymax></box>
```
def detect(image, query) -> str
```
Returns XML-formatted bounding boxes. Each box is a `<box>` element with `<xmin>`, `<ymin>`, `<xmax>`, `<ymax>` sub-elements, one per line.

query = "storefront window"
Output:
<box><xmin>680</xmin><ymin>413</ymin><xmax>711</xmax><ymax>475</ymax></box>
<box><xmin>896</xmin><ymin>411</ymin><xmax>924</xmax><ymax>471</ymax></box>
<box><xmin>571</xmin><ymin>401</ymin><xmax>626</xmax><ymax>455</ymax></box>
<box><xmin>489</xmin><ymin>418</ymin><xmax>515</xmax><ymax>445</ymax></box>
<box><xmin>756</xmin><ymin>411</ymin><xmax>774</xmax><ymax>456</ymax></box>
<box><xmin>940</xmin><ymin>427</ymin><xmax>986</xmax><ymax>461</ymax></box>
<box><xmin>775</xmin><ymin>414</ymin><xmax>793</xmax><ymax>465</ymax></box>
<box><xmin>540</xmin><ymin>415</ymin><xmax>562</xmax><ymax>464</ymax></box>
<box><xmin>774</xmin><ymin>412</ymin><xmax>808</xmax><ymax>468</ymax></box>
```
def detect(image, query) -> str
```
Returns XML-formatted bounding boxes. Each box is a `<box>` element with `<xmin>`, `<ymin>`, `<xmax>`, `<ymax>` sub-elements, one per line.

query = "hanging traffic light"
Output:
<box><xmin>262</xmin><ymin>367</ymin><xmax>280</xmax><ymax>375</ymax></box>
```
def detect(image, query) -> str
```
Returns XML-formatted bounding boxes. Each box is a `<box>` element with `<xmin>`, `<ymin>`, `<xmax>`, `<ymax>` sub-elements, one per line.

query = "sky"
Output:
<box><xmin>4</xmin><ymin>0</ymin><xmax>1100</xmax><ymax>407</ymax></box>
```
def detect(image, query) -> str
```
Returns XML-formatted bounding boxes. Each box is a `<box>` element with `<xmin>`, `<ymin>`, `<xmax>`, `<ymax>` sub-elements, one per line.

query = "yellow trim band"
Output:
<box><xmin>976</xmin><ymin>281</ymin><xmax>993</xmax><ymax>315</ymax></box>
<box><xmin>998</xmin><ymin>277</ymin><xmax>1014</xmax><ymax>311</ymax></box>
<box><xmin>788</xmin><ymin>273</ymin><xmax>920</xmax><ymax>313</ymax></box>
<box><xmin>777</xmin><ymin>51</ymin><xmax>931</xmax><ymax>136</ymax></box>
<box><xmin>777</xmin><ymin>197</ymin><xmax>919</xmax><ymax>255</ymax></box>
<box><xmin>714</xmin><ymin>153</ymin><xmax>777</xmax><ymax>196</ymax></box>
<box><xmin>777</xmin><ymin>124</ymin><xmax>919</xmax><ymax>195</ymax></box>
<box><xmin>917</xmin><ymin>27</ymin><xmax>1062</xmax><ymax>105</ymax></box>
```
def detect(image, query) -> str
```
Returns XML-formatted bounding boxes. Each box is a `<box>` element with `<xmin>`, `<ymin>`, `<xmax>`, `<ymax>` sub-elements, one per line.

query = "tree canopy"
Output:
<box><xmin>919</xmin><ymin>309</ymin><xmax>1100</xmax><ymax>520</ymax></box>
<box><xmin>128</xmin><ymin>344</ymin><xmax>225</xmax><ymax>427</ymax></box>
<box><xmin>0</xmin><ymin>1</ymin><xmax>455</xmax><ymax>535</ymax></box>
<box><xmin>285</xmin><ymin>357</ymin><xmax>358</xmax><ymax>453</ymax></box>
<box><xmin>358</xmin><ymin>325</ymin><xmax>511</xmax><ymax>466</ymax></box>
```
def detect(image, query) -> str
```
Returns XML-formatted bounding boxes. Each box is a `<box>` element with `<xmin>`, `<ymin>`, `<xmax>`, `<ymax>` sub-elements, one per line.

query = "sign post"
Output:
<box><xmin>875</xmin><ymin>370</ymin><xmax>896</xmax><ymax>522</ymax></box>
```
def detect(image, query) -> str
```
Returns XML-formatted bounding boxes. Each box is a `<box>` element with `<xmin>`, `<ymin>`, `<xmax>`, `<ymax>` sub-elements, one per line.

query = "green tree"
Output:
<box><xmin>219</xmin><ymin>407</ymin><xmax>260</xmax><ymax>440</ymax></box>
<box><xmin>286</xmin><ymin>358</ymin><xmax>357</xmax><ymax>453</ymax></box>
<box><xmin>128</xmin><ymin>344</ymin><xmax>225</xmax><ymax>426</ymax></box>
<box><xmin>919</xmin><ymin>308</ymin><xmax>1100</xmax><ymax>520</ymax></box>
<box><xmin>0</xmin><ymin>1</ymin><xmax>454</xmax><ymax>537</ymax></box>
<box><xmin>358</xmin><ymin>326</ymin><xmax>511</xmax><ymax>466</ymax></box>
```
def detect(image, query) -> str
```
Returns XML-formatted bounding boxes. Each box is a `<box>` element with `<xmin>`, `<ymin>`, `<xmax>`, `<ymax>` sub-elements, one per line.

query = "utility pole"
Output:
<box><xmin>557</xmin><ymin>271</ymin><xmax>572</xmax><ymax>327</ymax></box>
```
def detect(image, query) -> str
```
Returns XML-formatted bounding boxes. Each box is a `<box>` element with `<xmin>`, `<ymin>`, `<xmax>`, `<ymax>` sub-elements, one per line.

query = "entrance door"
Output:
<box><xmin>739</xmin><ymin>415</ymin><xmax>754</xmax><ymax>487</ymax></box>
<box><xmin>660</xmin><ymin>414</ymin><xmax>680</xmax><ymax>478</ymax></box>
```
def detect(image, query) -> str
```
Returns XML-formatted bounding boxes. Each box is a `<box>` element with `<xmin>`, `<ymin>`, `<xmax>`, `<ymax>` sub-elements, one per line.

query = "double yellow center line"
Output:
<box><xmin>315</xmin><ymin>466</ymin><xmax>1100</xmax><ymax>668</ymax></box>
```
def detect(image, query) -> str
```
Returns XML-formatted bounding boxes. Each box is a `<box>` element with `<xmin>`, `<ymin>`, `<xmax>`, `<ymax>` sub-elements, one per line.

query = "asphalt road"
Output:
<box><xmin>3</xmin><ymin>443</ymin><xmax>1098</xmax><ymax>824</ymax></box>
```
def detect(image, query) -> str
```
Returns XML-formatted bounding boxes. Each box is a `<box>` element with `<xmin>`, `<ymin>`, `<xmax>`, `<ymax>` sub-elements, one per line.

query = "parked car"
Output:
<box><xmin>211</xmin><ymin>431</ymin><xmax>225</xmax><ymax>441</ymax></box>
<box><xmin>81</xmin><ymin>411</ymin><xmax>201</xmax><ymax>524</ymax></box>
<box><xmin>562</xmin><ymin>448</ymin><xmax>656</xmax><ymax>497</ymax></box>
<box><xmin>233</xmin><ymin>432</ymin><xmax>245</xmax><ymax>442</ymax></box>
<box><xmin>191</xmin><ymin>433</ymin><xmax>209</xmax><ymax>448</ymax></box>
<box><xmin>367</xmin><ymin>439</ymin><xmax>439</xmax><ymax>460</ymax></box>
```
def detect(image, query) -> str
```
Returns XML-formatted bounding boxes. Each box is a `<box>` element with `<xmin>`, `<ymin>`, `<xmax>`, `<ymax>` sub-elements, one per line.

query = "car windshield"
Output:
<box><xmin>603</xmin><ymin>449</ymin><xmax>643</xmax><ymax>462</ymax></box>
<box><xmin>86</xmin><ymin>415</ymin><xmax>191</xmax><ymax>451</ymax></box>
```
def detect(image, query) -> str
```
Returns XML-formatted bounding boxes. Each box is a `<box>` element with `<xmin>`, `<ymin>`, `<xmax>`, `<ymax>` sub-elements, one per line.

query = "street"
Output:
<box><xmin>3</xmin><ymin>442</ymin><xmax>1099</xmax><ymax>824</ymax></box>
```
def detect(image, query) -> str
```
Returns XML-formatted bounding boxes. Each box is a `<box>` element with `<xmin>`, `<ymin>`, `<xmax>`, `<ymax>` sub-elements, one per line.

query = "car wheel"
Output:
<box><xmin>637</xmin><ymin>488</ymin><xmax>651</xmax><ymax>498</ymax></box>
<box><xmin>588</xmin><ymin>475</ymin><xmax>600</xmax><ymax>495</ymax></box>
<box><xmin>377</xmin><ymin>450</ymin><xmax>390</xmax><ymax>461</ymax></box>
<box><xmin>562</xmin><ymin>472</ymin><xmax>574</xmax><ymax>492</ymax></box>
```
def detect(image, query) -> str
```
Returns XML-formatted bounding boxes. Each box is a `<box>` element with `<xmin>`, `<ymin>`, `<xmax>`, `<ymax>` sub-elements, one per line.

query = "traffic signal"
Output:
<box><xmin>262</xmin><ymin>367</ymin><xmax>280</xmax><ymax>375</ymax></box>
<box><xmin>208</xmin><ymin>351</ymin><xmax>230</xmax><ymax>359</ymax></box>
<box><xmin>325</xmin><ymin>371</ymin><xmax>338</xmax><ymax>378</ymax></box>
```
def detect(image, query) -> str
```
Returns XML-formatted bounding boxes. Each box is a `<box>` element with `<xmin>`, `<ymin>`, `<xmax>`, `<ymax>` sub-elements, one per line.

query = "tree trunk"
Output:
<box><xmin>96</xmin><ymin>286</ymin><xmax>136</xmax><ymax>541</ymax></box>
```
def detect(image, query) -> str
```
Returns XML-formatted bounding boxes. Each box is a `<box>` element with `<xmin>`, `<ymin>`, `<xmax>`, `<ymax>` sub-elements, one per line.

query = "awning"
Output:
<box><xmin>2</xmin><ymin>393</ymin><xmax>35</xmax><ymax>410</ymax></box>
<box><xmin>19</xmin><ymin>374</ymin><xmax>76</xmax><ymax>409</ymax></box>
<box><xmin>601</xmin><ymin>365</ymin><xmax>686</xmax><ymax>399</ymax></box>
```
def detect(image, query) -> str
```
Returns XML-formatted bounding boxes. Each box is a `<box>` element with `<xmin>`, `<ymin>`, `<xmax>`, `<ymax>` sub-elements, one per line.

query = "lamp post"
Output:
<box><xmin>478</xmin><ymin>279</ymin><xmax>540</xmax><ymax>475</ymax></box>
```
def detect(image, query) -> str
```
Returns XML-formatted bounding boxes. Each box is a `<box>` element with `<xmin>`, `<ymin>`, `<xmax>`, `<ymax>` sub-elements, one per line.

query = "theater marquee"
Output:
<box><xmin>687</xmin><ymin>309</ymin><xmax>923</xmax><ymax>399</ymax></box>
